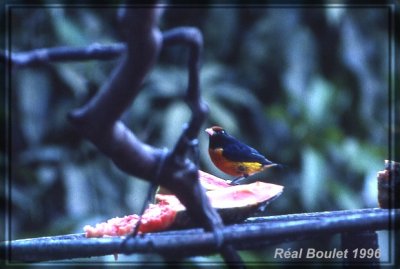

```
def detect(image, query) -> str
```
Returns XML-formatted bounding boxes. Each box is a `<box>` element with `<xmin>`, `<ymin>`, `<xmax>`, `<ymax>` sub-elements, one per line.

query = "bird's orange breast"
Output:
<box><xmin>208</xmin><ymin>148</ymin><xmax>264</xmax><ymax>177</ymax></box>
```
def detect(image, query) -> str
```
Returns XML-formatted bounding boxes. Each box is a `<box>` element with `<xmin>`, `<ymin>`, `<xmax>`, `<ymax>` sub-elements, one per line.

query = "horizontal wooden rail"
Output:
<box><xmin>2</xmin><ymin>208</ymin><xmax>398</xmax><ymax>262</ymax></box>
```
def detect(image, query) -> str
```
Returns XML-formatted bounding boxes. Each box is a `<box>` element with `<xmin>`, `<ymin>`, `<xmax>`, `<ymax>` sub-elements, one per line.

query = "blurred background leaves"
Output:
<box><xmin>4</xmin><ymin>2</ymin><xmax>398</xmax><ymax>264</ymax></box>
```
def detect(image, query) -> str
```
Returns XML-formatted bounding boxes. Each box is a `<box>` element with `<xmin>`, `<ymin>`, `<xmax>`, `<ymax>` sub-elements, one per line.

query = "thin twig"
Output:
<box><xmin>1</xmin><ymin>43</ymin><xmax>126</xmax><ymax>68</ymax></box>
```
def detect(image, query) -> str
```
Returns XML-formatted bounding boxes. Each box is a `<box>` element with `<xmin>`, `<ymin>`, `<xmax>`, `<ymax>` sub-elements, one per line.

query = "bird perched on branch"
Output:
<box><xmin>205</xmin><ymin>126</ymin><xmax>281</xmax><ymax>184</ymax></box>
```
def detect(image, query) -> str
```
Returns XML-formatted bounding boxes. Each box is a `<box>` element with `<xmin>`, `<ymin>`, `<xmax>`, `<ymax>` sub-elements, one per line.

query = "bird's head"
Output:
<box><xmin>205</xmin><ymin>126</ymin><xmax>226</xmax><ymax>136</ymax></box>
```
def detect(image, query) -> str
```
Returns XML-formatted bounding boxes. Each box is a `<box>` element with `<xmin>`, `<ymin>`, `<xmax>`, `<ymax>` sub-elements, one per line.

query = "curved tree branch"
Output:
<box><xmin>64</xmin><ymin>5</ymin><xmax>242</xmax><ymax>266</ymax></box>
<box><xmin>5</xmin><ymin>3</ymin><xmax>243</xmax><ymax>266</ymax></box>
<box><xmin>67</xmin><ymin>6</ymin><xmax>164</xmax><ymax>180</ymax></box>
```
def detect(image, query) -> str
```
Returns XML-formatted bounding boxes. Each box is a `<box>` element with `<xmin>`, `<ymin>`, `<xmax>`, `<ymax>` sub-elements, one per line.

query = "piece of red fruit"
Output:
<box><xmin>84</xmin><ymin>172</ymin><xmax>284</xmax><ymax>237</ymax></box>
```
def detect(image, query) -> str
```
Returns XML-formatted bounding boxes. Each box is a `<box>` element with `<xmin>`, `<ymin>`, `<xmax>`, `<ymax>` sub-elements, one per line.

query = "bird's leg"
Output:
<box><xmin>230</xmin><ymin>175</ymin><xmax>247</xmax><ymax>185</ymax></box>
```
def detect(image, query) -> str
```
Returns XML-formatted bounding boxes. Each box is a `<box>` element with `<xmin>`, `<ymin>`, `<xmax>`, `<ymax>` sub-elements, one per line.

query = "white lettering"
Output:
<box><xmin>283</xmin><ymin>248</ymin><xmax>292</xmax><ymax>258</ymax></box>
<box><xmin>274</xmin><ymin>248</ymin><xmax>284</xmax><ymax>258</ymax></box>
<box><xmin>306</xmin><ymin>248</ymin><xmax>316</xmax><ymax>258</ymax></box>
<box><xmin>274</xmin><ymin>248</ymin><xmax>303</xmax><ymax>259</ymax></box>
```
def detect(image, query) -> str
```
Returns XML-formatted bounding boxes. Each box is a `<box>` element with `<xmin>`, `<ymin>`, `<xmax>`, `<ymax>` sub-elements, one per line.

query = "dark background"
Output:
<box><xmin>4</xmin><ymin>1</ymin><xmax>398</xmax><ymax>264</ymax></box>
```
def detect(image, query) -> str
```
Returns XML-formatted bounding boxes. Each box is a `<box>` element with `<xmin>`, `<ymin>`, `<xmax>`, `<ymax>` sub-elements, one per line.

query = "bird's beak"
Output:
<box><xmin>205</xmin><ymin>128</ymin><xmax>214</xmax><ymax>136</ymax></box>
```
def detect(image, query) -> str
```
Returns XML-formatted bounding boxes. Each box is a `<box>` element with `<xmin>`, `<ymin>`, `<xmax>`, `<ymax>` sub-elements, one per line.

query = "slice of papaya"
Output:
<box><xmin>84</xmin><ymin>173</ymin><xmax>284</xmax><ymax>237</ymax></box>
<box><xmin>157</xmin><ymin>181</ymin><xmax>284</xmax><ymax>229</ymax></box>
<box><xmin>84</xmin><ymin>202</ymin><xmax>178</xmax><ymax>237</ymax></box>
<box><xmin>198</xmin><ymin>170</ymin><xmax>231</xmax><ymax>190</ymax></box>
<box><xmin>156</xmin><ymin>170</ymin><xmax>231</xmax><ymax>195</ymax></box>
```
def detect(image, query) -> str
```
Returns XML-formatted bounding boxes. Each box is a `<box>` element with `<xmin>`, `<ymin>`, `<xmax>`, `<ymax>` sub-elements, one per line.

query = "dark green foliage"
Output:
<box><xmin>5</xmin><ymin>3</ymin><xmax>397</xmax><ymax>264</ymax></box>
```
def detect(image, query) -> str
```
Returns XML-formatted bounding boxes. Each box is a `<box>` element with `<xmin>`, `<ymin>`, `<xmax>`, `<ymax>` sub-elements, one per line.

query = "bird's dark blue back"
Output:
<box><xmin>210</xmin><ymin>133</ymin><xmax>273</xmax><ymax>165</ymax></box>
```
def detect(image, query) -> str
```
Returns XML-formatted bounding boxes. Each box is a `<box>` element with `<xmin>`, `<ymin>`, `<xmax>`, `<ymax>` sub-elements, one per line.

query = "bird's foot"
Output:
<box><xmin>230</xmin><ymin>176</ymin><xmax>246</xmax><ymax>185</ymax></box>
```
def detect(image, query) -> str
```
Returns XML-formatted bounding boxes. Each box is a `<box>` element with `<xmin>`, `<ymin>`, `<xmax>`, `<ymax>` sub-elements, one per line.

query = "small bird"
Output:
<box><xmin>205</xmin><ymin>126</ymin><xmax>281</xmax><ymax>184</ymax></box>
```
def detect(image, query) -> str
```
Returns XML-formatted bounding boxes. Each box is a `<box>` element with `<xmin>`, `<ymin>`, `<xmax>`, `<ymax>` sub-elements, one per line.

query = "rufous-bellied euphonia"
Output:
<box><xmin>205</xmin><ymin>126</ymin><xmax>281</xmax><ymax>183</ymax></box>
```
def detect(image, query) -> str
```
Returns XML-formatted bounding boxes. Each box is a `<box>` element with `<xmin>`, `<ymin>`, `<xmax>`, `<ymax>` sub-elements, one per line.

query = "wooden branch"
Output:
<box><xmin>6</xmin><ymin>5</ymin><xmax>243</xmax><ymax>265</ymax></box>
<box><xmin>0</xmin><ymin>43</ymin><xmax>126</xmax><ymax>68</ymax></box>
<box><xmin>4</xmin><ymin>208</ymin><xmax>398</xmax><ymax>262</ymax></box>
<box><xmin>64</xmin><ymin>5</ymin><xmax>242</xmax><ymax>266</ymax></box>
<box><xmin>66</xmin><ymin>6</ymin><xmax>164</xmax><ymax>179</ymax></box>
